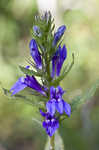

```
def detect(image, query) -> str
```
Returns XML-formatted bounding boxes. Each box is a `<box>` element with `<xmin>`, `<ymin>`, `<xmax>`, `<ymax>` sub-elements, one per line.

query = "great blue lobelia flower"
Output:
<box><xmin>53</xmin><ymin>25</ymin><xmax>66</xmax><ymax>46</ymax></box>
<box><xmin>10</xmin><ymin>75</ymin><xmax>46</xmax><ymax>96</ymax></box>
<box><xmin>51</xmin><ymin>45</ymin><xmax>67</xmax><ymax>78</ymax></box>
<box><xmin>29</xmin><ymin>39</ymin><xmax>42</xmax><ymax>69</ymax></box>
<box><xmin>46</xmin><ymin>86</ymin><xmax>71</xmax><ymax>116</ymax></box>
<box><xmin>40</xmin><ymin>109</ymin><xmax>59</xmax><ymax>137</ymax></box>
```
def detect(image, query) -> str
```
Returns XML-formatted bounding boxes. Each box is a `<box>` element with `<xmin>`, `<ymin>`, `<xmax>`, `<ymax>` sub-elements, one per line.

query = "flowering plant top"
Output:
<box><xmin>2</xmin><ymin>11</ymin><xmax>99</xmax><ymax>150</ymax></box>
<box><xmin>9</xmin><ymin>12</ymin><xmax>73</xmax><ymax>137</ymax></box>
<box><xmin>3</xmin><ymin>11</ymin><xmax>98</xmax><ymax>142</ymax></box>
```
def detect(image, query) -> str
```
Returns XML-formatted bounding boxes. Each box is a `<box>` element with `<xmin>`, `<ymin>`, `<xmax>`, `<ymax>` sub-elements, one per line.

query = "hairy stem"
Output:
<box><xmin>50</xmin><ymin>135</ymin><xmax>55</xmax><ymax>150</ymax></box>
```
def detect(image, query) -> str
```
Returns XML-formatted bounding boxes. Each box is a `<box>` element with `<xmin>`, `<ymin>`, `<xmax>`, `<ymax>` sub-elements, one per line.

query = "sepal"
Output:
<box><xmin>19</xmin><ymin>65</ymin><xmax>42</xmax><ymax>77</ymax></box>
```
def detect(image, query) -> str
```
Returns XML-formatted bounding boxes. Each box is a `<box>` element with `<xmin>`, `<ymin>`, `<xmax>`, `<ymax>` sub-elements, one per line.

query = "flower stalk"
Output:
<box><xmin>50</xmin><ymin>135</ymin><xmax>55</xmax><ymax>150</ymax></box>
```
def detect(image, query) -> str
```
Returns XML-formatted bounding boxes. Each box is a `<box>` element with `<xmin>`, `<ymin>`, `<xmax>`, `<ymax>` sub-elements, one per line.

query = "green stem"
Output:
<box><xmin>50</xmin><ymin>135</ymin><xmax>55</xmax><ymax>150</ymax></box>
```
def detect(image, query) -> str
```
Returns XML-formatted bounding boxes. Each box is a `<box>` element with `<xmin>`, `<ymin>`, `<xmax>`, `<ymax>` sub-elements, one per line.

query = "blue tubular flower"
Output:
<box><xmin>10</xmin><ymin>75</ymin><xmax>46</xmax><ymax>96</ymax></box>
<box><xmin>56</xmin><ymin>45</ymin><xmax>67</xmax><ymax>76</ymax></box>
<box><xmin>24</xmin><ymin>75</ymin><xmax>46</xmax><ymax>96</ymax></box>
<box><xmin>51</xmin><ymin>45</ymin><xmax>67</xmax><ymax>78</ymax></box>
<box><xmin>40</xmin><ymin>110</ymin><xmax>59</xmax><ymax>137</ymax></box>
<box><xmin>53</xmin><ymin>25</ymin><xmax>66</xmax><ymax>46</ymax></box>
<box><xmin>33</xmin><ymin>25</ymin><xmax>42</xmax><ymax>37</ymax></box>
<box><xmin>10</xmin><ymin>77</ymin><xmax>27</xmax><ymax>96</ymax></box>
<box><xmin>29</xmin><ymin>39</ymin><xmax>42</xmax><ymax>69</ymax></box>
<box><xmin>46</xmin><ymin>86</ymin><xmax>71</xmax><ymax>116</ymax></box>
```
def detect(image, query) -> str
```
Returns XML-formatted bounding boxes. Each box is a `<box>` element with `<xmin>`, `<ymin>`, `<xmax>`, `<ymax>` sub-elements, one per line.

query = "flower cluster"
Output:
<box><xmin>10</xmin><ymin>12</ymin><xmax>71</xmax><ymax>137</ymax></box>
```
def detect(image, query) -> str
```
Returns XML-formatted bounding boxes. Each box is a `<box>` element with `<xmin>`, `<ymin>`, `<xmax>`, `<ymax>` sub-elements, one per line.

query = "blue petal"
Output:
<box><xmin>46</xmin><ymin>127</ymin><xmax>54</xmax><ymax>137</ymax></box>
<box><xmin>56</xmin><ymin>60</ymin><xmax>62</xmax><ymax>76</ymax></box>
<box><xmin>40</xmin><ymin>111</ymin><xmax>59</xmax><ymax>136</ymax></box>
<box><xmin>51</xmin><ymin>47</ymin><xmax>60</xmax><ymax>78</ymax></box>
<box><xmin>57</xmin><ymin>86</ymin><xmax>65</xmax><ymax>97</ymax></box>
<box><xmin>53</xmin><ymin>25</ymin><xmax>66</xmax><ymax>46</ymax></box>
<box><xmin>46</xmin><ymin>119</ymin><xmax>59</xmax><ymax>136</ymax></box>
<box><xmin>56</xmin><ymin>45</ymin><xmax>67</xmax><ymax>76</ymax></box>
<box><xmin>50</xmin><ymin>86</ymin><xmax>56</xmax><ymax>99</ymax></box>
<box><xmin>29</xmin><ymin>39</ymin><xmax>38</xmax><ymax>52</ymax></box>
<box><xmin>63</xmin><ymin>100</ymin><xmax>71</xmax><ymax>117</ymax></box>
<box><xmin>60</xmin><ymin>45</ymin><xmax>67</xmax><ymax>61</ymax></box>
<box><xmin>53</xmin><ymin>119</ymin><xmax>59</xmax><ymax>132</ymax></box>
<box><xmin>55</xmin><ymin>120</ymin><xmax>59</xmax><ymax>129</ymax></box>
<box><xmin>55</xmin><ymin>100</ymin><xmax>64</xmax><ymax>114</ymax></box>
<box><xmin>29</xmin><ymin>39</ymin><xmax>42</xmax><ymax>69</ymax></box>
<box><xmin>43</xmin><ymin>121</ymin><xmax>47</xmax><ymax>128</ymax></box>
<box><xmin>51</xmin><ymin>57</ymin><xmax>56</xmax><ymax>78</ymax></box>
<box><xmin>25</xmin><ymin>66</ymin><xmax>30</xmax><ymax>69</ymax></box>
<box><xmin>58</xmin><ymin>25</ymin><xmax>66</xmax><ymax>34</ymax></box>
<box><xmin>10</xmin><ymin>77</ymin><xmax>27</xmax><ymax>95</ymax></box>
<box><xmin>40</xmin><ymin>109</ymin><xmax>46</xmax><ymax>117</ymax></box>
<box><xmin>46</xmin><ymin>100</ymin><xmax>56</xmax><ymax>116</ymax></box>
<box><xmin>24</xmin><ymin>75</ymin><xmax>46</xmax><ymax>96</ymax></box>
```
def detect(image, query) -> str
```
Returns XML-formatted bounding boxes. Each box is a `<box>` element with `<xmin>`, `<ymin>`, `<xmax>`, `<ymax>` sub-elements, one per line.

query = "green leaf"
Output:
<box><xmin>45</xmin><ymin>132</ymin><xmax>64</xmax><ymax>150</ymax></box>
<box><xmin>32</xmin><ymin>117</ymin><xmax>42</xmax><ymax>127</ymax></box>
<box><xmin>2</xmin><ymin>88</ymin><xmax>45</xmax><ymax>108</ymax></box>
<box><xmin>51</xmin><ymin>24</ymin><xmax>55</xmax><ymax>32</ymax></box>
<box><xmin>71</xmin><ymin>79</ymin><xmax>99</xmax><ymax>112</ymax></box>
<box><xmin>19</xmin><ymin>66</ymin><xmax>42</xmax><ymax>77</ymax></box>
<box><xmin>3</xmin><ymin>88</ymin><xmax>11</xmax><ymax>96</ymax></box>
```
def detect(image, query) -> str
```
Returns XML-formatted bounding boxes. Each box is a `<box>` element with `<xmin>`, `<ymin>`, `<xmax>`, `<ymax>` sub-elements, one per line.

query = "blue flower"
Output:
<box><xmin>40</xmin><ymin>110</ymin><xmax>59</xmax><ymax>137</ymax></box>
<box><xmin>24</xmin><ymin>75</ymin><xmax>46</xmax><ymax>95</ymax></box>
<box><xmin>46</xmin><ymin>86</ymin><xmax>71</xmax><ymax>116</ymax></box>
<box><xmin>10</xmin><ymin>75</ymin><xmax>46</xmax><ymax>96</ymax></box>
<box><xmin>33</xmin><ymin>25</ymin><xmax>42</xmax><ymax>37</ymax></box>
<box><xmin>10</xmin><ymin>77</ymin><xmax>27</xmax><ymax>96</ymax></box>
<box><xmin>29</xmin><ymin>39</ymin><xmax>42</xmax><ymax>69</ymax></box>
<box><xmin>51</xmin><ymin>45</ymin><xmax>67</xmax><ymax>78</ymax></box>
<box><xmin>53</xmin><ymin>25</ymin><xmax>66</xmax><ymax>46</ymax></box>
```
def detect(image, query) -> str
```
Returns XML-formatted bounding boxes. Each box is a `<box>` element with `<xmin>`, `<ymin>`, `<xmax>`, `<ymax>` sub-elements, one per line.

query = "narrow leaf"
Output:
<box><xmin>19</xmin><ymin>66</ymin><xmax>42</xmax><ymax>77</ymax></box>
<box><xmin>32</xmin><ymin>117</ymin><xmax>42</xmax><ymax>126</ymax></box>
<box><xmin>2</xmin><ymin>88</ymin><xmax>45</xmax><ymax>107</ymax></box>
<box><xmin>71</xmin><ymin>79</ymin><xmax>99</xmax><ymax>112</ymax></box>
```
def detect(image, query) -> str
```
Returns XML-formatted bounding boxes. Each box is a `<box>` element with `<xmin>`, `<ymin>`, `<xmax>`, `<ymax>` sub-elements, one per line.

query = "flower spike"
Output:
<box><xmin>9</xmin><ymin>12</ymin><xmax>72</xmax><ymax>138</ymax></box>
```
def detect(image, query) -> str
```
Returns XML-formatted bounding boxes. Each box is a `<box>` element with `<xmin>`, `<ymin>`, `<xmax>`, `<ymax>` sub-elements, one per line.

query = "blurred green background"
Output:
<box><xmin>0</xmin><ymin>0</ymin><xmax>99</xmax><ymax>150</ymax></box>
